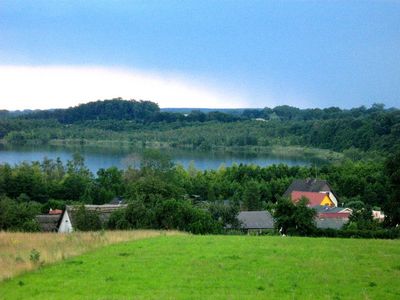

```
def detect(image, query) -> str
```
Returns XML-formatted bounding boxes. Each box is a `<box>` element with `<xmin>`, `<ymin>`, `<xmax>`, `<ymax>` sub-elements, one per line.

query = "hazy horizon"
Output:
<box><xmin>2</xmin><ymin>99</ymin><xmax>396</xmax><ymax>112</ymax></box>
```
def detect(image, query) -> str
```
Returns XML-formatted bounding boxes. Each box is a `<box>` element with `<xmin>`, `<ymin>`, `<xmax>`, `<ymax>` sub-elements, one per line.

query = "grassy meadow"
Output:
<box><xmin>0</xmin><ymin>230</ymin><xmax>182</xmax><ymax>281</ymax></box>
<box><xmin>1</xmin><ymin>235</ymin><xmax>400</xmax><ymax>299</ymax></box>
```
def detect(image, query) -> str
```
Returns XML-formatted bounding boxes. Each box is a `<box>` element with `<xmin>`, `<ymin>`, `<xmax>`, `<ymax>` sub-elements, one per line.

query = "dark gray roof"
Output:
<box><xmin>65</xmin><ymin>204</ymin><xmax>128</xmax><ymax>228</ymax></box>
<box><xmin>35</xmin><ymin>214</ymin><xmax>62</xmax><ymax>232</ymax></box>
<box><xmin>283</xmin><ymin>179</ymin><xmax>333</xmax><ymax>198</ymax></box>
<box><xmin>316</xmin><ymin>218</ymin><xmax>348</xmax><ymax>230</ymax></box>
<box><xmin>238</xmin><ymin>211</ymin><xmax>274</xmax><ymax>229</ymax></box>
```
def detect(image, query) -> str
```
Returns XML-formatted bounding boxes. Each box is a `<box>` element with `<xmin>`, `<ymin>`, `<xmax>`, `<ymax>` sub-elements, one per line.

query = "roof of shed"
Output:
<box><xmin>35</xmin><ymin>214</ymin><xmax>62</xmax><ymax>232</ymax></box>
<box><xmin>64</xmin><ymin>204</ymin><xmax>128</xmax><ymax>228</ymax></box>
<box><xmin>238</xmin><ymin>211</ymin><xmax>274</xmax><ymax>229</ymax></box>
<box><xmin>315</xmin><ymin>218</ymin><xmax>348</xmax><ymax>230</ymax></box>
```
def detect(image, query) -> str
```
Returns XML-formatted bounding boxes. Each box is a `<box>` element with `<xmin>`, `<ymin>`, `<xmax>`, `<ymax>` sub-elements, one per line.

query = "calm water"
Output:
<box><xmin>0</xmin><ymin>144</ymin><xmax>321</xmax><ymax>173</ymax></box>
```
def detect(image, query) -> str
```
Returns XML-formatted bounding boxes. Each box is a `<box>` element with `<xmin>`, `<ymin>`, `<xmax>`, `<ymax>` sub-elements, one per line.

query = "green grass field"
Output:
<box><xmin>1</xmin><ymin>235</ymin><xmax>399</xmax><ymax>299</ymax></box>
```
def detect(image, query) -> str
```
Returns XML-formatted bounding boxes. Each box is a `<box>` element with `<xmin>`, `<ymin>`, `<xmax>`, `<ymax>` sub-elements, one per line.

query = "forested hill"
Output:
<box><xmin>1</xmin><ymin>99</ymin><xmax>400</xmax><ymax>154</ymax></box>
<box><xmin>22</xmin><ymin>99</ymin><xmax>160</xmax><ymax>123</ymax></box>
<box><xmin>16</xmin><ymin>98</ymin><xmax>400</xmax><ymax>124</ymax></box>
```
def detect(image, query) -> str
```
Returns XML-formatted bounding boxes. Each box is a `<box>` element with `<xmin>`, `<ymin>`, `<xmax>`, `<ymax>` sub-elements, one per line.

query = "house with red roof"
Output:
<box><xmin>284</xmin><ymin>179</ymin><xmax>339</xmax><ymax>207</ymax></box>
<box><xmin>284</xmin><ymin>179</ymin><xmax>353</xmax><ymax>229</ymax></box>
<box><xmin>291</xmin><ymin>191</ymin><xmax>335</xmax><ymax>207</ymax></box>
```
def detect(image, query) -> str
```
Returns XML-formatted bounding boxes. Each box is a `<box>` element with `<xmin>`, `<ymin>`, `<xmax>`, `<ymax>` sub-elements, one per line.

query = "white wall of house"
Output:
<box><xmin>328</xmin><ymin>192</ymin><xmax>338</xmax><ymax>207</ymax></box>
<box><xmin>58</xmin><ymin>211</ymin><xmax>73</xmax><ymax>233</ymax></box>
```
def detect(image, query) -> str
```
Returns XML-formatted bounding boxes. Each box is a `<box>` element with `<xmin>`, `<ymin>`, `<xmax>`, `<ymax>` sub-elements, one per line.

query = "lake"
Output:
<box><xmin>0</xmin><ymin>144</ymin><xmax>322</xmax><ymax>173</ymax></box>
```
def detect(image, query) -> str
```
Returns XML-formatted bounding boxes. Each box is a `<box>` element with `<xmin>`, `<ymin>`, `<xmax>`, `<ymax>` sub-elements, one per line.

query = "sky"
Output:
<box><xmin>0</xmin><ymin>0</ymin><xmax>399</xmax><ymax>110</ymax></box>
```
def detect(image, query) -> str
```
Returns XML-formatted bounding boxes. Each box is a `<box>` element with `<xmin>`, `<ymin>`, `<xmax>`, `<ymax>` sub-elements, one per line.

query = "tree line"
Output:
<box><xmin>1</xmin><ymin>99</ymin><xmax>399</xmax><ymax>154</ymax></box>
<box><xmin>1</xmin><ymin>149</ymin><xmax>399</xmax><ymax>233</ymax></box>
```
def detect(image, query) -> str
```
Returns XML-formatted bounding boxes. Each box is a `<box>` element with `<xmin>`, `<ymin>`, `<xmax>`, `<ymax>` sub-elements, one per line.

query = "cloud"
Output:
<box><xmin>0</xmin><ymin>65</ymin><xmax>248</xmax><ymax>110</ymax></box>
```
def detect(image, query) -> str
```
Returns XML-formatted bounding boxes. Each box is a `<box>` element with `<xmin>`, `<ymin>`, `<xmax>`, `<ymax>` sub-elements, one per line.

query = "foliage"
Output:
<box><xmin>1</xmin><ymin>100</ymin><xmax>399</xmax><ymax>155</ymax></box>
<box><xmin>107</xmin><ymin>209</ymin><xmax>130</xmax><ymax>230</ymax></box>
<box><xmin>208</xmin><ymin>201</ymin><xmax>240</xmax><ymax>229</ymax></box>
<box><xmin>29</xmin><ymin>249</ymin><xmax>40</xmax><ymax>265</ymax></box>
<box><xmin>314</xmin><ymin>227</ymin><xmax>400</xmax><ymax>239</ymax></box>
<box><xmin>383</xmin><ymin>149</ymin><xmax>400</xmax><ymax>227</ymax></box>
<box><xmin>0</xmin><ymin>148</ymin><xmax>398</xmax><ymax>232</ymax></box>
<box><xmin>243</xmin><ymin>180</ymin><xmax>263</xmax><ymax>210</ymax></box>
<box><xmin>74</xmin><ymin>205</ymin><xmax>102</xmax><ymax>231</ymax></box>
<box><xmin>108</xmin><ymin>199</ymin><xmax>222</xmax><ymax>234</ymax></box>
<box><xmin>274</xmin><ymin>197</ymin><xmax>317</xmax><ymax>235</ymax></box>
<box><xmin>154</xmin><ymin>199</ymin><xmax>221</xmax><ymax>234</ymax></box>
<box><xmin>0</xmin><ymin>196</ymin><xmax>41</xmax><ymax>231</ymax></box>
<box><xmin>344</xmin><ymin>205</ymin><xmax>381</xmax><ymax>231</ymax></box>
<box><xmin>24</xmin><ymin>98</ymin><xmax>160</xmax><ymax>123</ymax></box>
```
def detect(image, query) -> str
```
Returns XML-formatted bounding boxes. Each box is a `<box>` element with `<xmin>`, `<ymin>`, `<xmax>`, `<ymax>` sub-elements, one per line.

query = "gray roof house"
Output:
<box><xmin>35</xmin><ymin>214</ymin><xmax>62</xmax><ymax>232</ymax></box>
<box><xmin>283</xmin><ymin>178</ymin><xmax>339</xmax><ymax>207</ymax></box>
<box><xmin>315</xmin><ymin>218</ymin><xmax>349</xmax><ymax>230</ymax></box>
<box><xmin>237</xmin><ymin>211</ymin><xmax>275</xmax><ymax>231</ymax></box>
<box><xmin>58</xmin><ymin>204</ymin><xmax>127</xmax><ymax>233</ymax></box>
<box><xmin>283</xmin><ymin>179</ymin><xmax>334</xmax><ymax>197</ymax></box>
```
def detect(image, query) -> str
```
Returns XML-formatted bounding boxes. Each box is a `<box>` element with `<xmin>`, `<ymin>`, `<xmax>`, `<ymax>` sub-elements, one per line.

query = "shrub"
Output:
<box><xmin>21</xmin><ymin>219</ymin><xmax>40</xmax><ymax>232</ymax></box>
<box><xmin>74</xmin><ymin>205</ymin><xmax>102</xmax><ymax>231</ymax></box>
<box><xmin>274</xmin><ymin>197</ymin><xmax>317</xmax><ymax>236</ymax></box>
<box><xmin>313</xmin><ymin>227</ymin><xmax>400</xmax><ymax>239</ymax></box>
<box><xmin>107</xmin><ymin>209</ymin><xmax>130</xmax><ymax>230</ymax></box>
<box><xmin>29</xmin><ymin>249</ymin><xmax>40</xmax><ymax>264</ymax></box>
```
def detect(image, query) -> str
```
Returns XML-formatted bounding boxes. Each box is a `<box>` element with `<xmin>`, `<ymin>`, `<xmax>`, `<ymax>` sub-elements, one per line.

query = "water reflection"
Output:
<box><xmin>0</xmin><ymin>144</ymin><xmax>323</xmax><ymax>173</ymax></box>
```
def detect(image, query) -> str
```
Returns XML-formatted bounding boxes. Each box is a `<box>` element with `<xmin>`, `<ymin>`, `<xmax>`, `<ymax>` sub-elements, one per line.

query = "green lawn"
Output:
<box><xmin>1</xmin><ymin>235</ymin><xmax>400</xmax><ymax>299</ymax></box>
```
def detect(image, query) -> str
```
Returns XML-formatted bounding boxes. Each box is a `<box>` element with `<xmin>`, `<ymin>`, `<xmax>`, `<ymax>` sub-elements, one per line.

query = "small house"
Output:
<box><xmin>284</xmin><ymin>179</ymin><xmax>338</xmax><ymax>207</ymax></box>
<box><xmin>314</xmin><ymin>206</ymin><xmax>352</xmax><ymax>230</ymax></box>
<box><xmin>372</xmin><ymin>210</ymin><xmax>385</xmax><ymax>222</ymax></box>
<box><xmin>237</xmin><ymin>211</ymin><xmax>274</xmax><ymax>233</ymax></box>
<box><xmin>35</xmin><ymin>210</ymin><xmax>63</xmax><ymax>232</ymax></box>
<box><xmin>284</xmin><ymin>179</ymin><xmax>353</xmax><ymax>229</ymax></box>
<box><xmin>58</xmin><ymin>204</ymin><xmax>127</xmax><ymax>233</ymax></box>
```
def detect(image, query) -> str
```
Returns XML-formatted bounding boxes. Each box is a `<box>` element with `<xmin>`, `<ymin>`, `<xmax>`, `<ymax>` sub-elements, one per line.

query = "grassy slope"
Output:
<box><xmin>0</xmin><ymin>231</ymin><xmax>182</xmax><ymax>281</ymax></box>
<box><xmin>1</xmin><ymin>235</ymin><xmax>400</xmax><ymax>299</ymax></box>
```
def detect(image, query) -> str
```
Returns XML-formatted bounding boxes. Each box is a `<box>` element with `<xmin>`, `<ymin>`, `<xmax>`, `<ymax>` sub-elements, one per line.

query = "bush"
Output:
<box><xmin>274</xmin><ymin>197</ymin><xmax>316</xmax><ymax>236</ymax></box>
<box><xmin>313</xmin><ymin>227</ymin><xmax>400</xmax><ymax>239</ymax></box>
<box><xmin>74</xmin><ymin>205</ymin><xmax>102</xmax><ymax>231</ymax></box>
<box><xmin>29</xmin><ymin>249</ymin><xmax>40</xmax><ymax>264</ymax></box>
<box><xmin>154</xmin><ymin>199</ymin><xmax>222</xmax><ymax>234</ymax></box>
<box><xmin>107</xmin><ymin>209</ymin><xmax>130</xmax><ymax>230</ymax></box>
<box><xmin>21</xmin><ymin>219</ymin><xmax>40</xmax><ymax>232</ymax></box>
<box><xmin>0</xmin><ymin>197</ymin><xmax>41</xmax><ymax>231</ymax></box>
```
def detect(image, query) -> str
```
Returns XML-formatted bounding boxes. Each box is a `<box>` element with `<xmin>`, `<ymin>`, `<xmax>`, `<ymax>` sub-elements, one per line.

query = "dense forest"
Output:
<box><xmin>1</xmin><ymin>99</ymin><xmax>400</xmax><ymax>235</ymax></box>
<box><xmin>0</xmin><ymin>99</ymin><xmax>399</xmax><ymax>155</ymax></box>
<box><xmin>1</xmin><ymin>149</ymin><xmax>400</xmax><ymax>234</ymax></box>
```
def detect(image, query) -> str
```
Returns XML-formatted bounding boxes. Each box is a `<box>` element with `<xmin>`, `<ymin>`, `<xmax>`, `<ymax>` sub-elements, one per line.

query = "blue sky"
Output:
<box><xmin>0</xmin><ymin>0</ymin><xmax>399</xmax><ymax>109</ymax></box>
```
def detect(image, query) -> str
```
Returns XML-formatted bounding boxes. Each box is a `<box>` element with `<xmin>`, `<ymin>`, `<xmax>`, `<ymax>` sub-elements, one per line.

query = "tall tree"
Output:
<box><xmin>384</xmin><ymin>150</ymin><xmax>400</xmax><ymax>226</ymax></box>
<box><xmin>243</xmin><ymin>180</ymin><xmax>262</xmax><ymax>210</ymax></box>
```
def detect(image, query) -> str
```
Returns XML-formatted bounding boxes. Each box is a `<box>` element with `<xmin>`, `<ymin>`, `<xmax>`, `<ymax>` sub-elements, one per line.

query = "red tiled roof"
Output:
<box><xmin>291</xmin><ymin>191</ymin><xmax>330</xmax><ymax>206</ymax></box>
<box><xmin>49</xmin><ymin>209</ymin><xmax>63</xmax><ymax>215</ymax></box>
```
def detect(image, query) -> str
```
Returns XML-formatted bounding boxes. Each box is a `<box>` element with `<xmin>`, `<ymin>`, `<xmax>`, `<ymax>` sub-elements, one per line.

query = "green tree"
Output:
<box><xmin>0</xmin><ymin>196</ymin><xmax>41</xmax><ymax>231</ymax></box>
<box><xmin>74</xmin><ymin>206</ymin><xmax>102</xmax><ymax>231</ymax></box>
<box><xmin>384</xmin><ymin>150</ymin><xmax>400</xmax><ymax>226</ymax></box>
<box><xmin>107</xmin><ymin>209</ymin><xmax>130</xmax><ymax>230</ymax></box>
<box><xmin>274</xmin><ymin>197</ymin><xmax>316</xmax><ymax>236</ymax></box>
<box><xmin>125</xmin><ymin>200</ymin><xmax>155</xmax><ymax>228</ymax></box>
<box><xmin>243</xmin><ymin>180</ymin><xmax>262</xmax><ymax>210</ymax></box>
